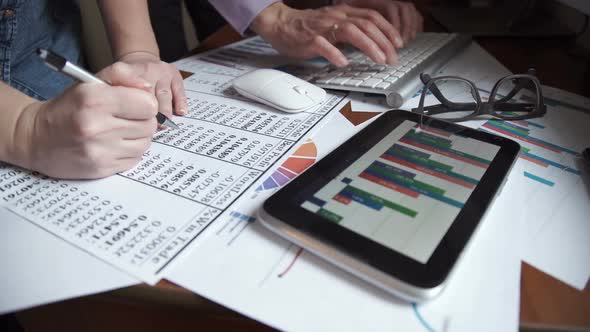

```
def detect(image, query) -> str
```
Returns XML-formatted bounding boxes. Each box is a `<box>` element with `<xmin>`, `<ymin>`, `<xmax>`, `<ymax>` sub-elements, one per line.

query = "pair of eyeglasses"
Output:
<box><xmin>411</xmin><ymin>69</ymin><xmax>546</xmax><ymax>122</ymax></box>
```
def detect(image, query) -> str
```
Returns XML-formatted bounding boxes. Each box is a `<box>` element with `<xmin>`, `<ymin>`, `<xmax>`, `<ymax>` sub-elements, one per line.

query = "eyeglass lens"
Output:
<box><xmin>490</xmin><ymin>77</ymin><xmax>539</xmax><ymax>118</ymax></box>
<box><xmin>423</xmin><ymin>78</ymin><xmax>479</xmax><ymax>120</ymax></box>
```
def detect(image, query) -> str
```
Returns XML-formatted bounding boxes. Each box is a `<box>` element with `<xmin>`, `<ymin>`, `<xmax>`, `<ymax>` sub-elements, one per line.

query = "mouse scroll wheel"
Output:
<box><xmin>294</xmin><ymin>86</ymin><xmax>308</xmax><ymax>95</ymax></box>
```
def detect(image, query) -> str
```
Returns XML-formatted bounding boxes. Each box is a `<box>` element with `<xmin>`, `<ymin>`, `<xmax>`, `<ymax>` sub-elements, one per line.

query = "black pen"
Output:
<box><xmin>36</xmin><ymin>48</ymin><xmax>179</xmax><ymax>129</ymax></box>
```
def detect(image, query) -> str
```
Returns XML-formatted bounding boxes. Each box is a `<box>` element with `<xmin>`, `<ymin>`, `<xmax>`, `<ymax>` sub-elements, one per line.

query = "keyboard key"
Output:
<box><xmin>315</xmin><ymin>77</ymin><xmax>333</xmax><ymax>84</ymax></box>
<box><xmin>316</xmin><ymin>71</ymin><xmax>333</xmax><ymax>78</ymax></box>
<box><xmin>375</xmin><ymin>82</ymin><xmax>392</xmax><ymax>90</ymax></box>
<box><xmin>338</xmin><ymin>74</ymin><xmax>357</xmax><ymax>79</ymax></box>
<box><xmin>370</xmin><ymin>65</ymin><xmax>387</xmax><ymax>71</ymax></box>
<box><xmin>359</xmin><ymin>78</ymin><xmax>384</xmax><ymax>88</ymax></box>
<box><xmin>328</xmin><ymin>77</ymin><xmax>351</xmax><ymax>85</ymax></box>
<box><xmin>385</xmin><ymin>76</ymin><xmax>399</xmax><ymax>83</ymax></box>
<box><xmin>354</xmin><ymin>73</ymin><xmax>373</xmax><ymax>80</ymax></box>
<box><xmin>329</xmin><ymin>68</ymin><xmax>347</xmax><ymax>75</ymax></box>
<box><xmin>383</xmin><ymin>67</ymin><xmax>400</xmax><ymax>74</ymax></box>
<box><xmin>343</xmin><ymin>79</ymin><xmax>364</xmax><ymax>87</ymax></box>
<box><xmin>373</xmin><ymin>73</ymin><xmax>389</xmax><ymax>79</ymax></box>
<box><xmin>352</xmin><ymin>65</ymin><xmax>370</xmax><ymax>71</ymax></box>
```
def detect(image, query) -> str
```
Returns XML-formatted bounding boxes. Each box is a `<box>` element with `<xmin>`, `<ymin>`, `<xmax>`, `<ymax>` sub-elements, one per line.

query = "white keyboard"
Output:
<box><xmin>306</xmin><ymin>33</ymin><xmax>471</xmax><ymax>107</ymax></box>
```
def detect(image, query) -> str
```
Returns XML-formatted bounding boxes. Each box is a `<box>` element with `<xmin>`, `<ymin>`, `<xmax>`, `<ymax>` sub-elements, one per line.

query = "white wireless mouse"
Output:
<box><xmin>232</xmin><ymin>69</ymin><xmax>326</xmax><ymax>113</ymax></box>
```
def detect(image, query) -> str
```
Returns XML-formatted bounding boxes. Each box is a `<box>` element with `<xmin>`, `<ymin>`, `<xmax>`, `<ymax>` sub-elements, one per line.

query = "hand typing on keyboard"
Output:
<box><xmin>310</xmin><ymin>33</ymin><xmax>472</xmax><ymax>108</ymax></box>
<box><xmin>339</xmin><ymin>0</ymin><xmax>424</xmax><ymax>45</ymax></box>
<box><xmin>249</xmin><ymin>0</ymin><xmax>423</xmax><ymax>67</ymax></box>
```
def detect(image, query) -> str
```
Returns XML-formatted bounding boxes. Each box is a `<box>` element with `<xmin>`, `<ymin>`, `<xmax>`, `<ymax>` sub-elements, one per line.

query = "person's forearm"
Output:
<box><xmin>250</xmin><ymin>2</ymin><xmax>291</xmax><ymax>36</ymax></box>
<box><xmin>209</xmin><ymin>0</ymin><xmax>281</xmax><ymax>35</ymax></box>
<box><xmin>0</xmin><ymin>83</ymin><xmax>37</xmax><ymax>169</ymax></box>
<box><xmin>97</xmin><ymin>0</ymin><xmax>160</xmax><ymax>59</ymax></box>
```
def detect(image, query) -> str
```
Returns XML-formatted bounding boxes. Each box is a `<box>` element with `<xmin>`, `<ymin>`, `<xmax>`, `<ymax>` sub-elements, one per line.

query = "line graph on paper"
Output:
<box><xmin>211</xmin><ymin>140</ymin><xmax>322</xmax><ymax>286</ymax></box>
<box><xmin>211</xmin><ymin>210</ymin><xmax>305</xmax><ymax>286</ymax></box>
<box><xmin>211</xmin><ymin>141</ymin><xmax>319</xmax><ymax>284</ymax></box>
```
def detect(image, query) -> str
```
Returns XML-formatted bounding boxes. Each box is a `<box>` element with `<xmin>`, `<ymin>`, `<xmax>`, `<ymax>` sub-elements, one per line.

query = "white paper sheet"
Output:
<box><xmin>166</xmin><ymin>106</ymin><xmax>523</xmax><ymax>331</ymax></box>
<box><xmin>0</xmin><ymin>37</ymin><xmax>348</xmax><ymax>284</ymax></box>
<box><xmin>496</xmin><ymin>88</ymin><xmax>590</xmax><ymax>290</ymax></box>
<box><xmin>540</xmin><ymin>85</ymin><xmax>590</xmax><ymax>115</ymax></box>
<box><xmin>402</xmin><ymin>43</ymin><xmax>590</xmax><ymax>289</ymax></box>
<box><xmin>0</xmin><ymin>208</ymin><xmax>137</xmax><ymax>314</ymax></box>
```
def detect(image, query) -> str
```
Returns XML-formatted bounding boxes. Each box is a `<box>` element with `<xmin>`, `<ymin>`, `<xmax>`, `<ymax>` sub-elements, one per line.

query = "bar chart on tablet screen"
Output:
<box><xmin>302</xmin><ymin>121</ymin><xmax>498</xmax><ymax>263</ymax></box>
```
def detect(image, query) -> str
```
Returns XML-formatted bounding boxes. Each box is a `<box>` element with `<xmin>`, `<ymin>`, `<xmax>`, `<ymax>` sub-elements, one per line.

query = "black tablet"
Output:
<box><xmin>258</xmin><ymin>110</ymin><xmax>520</xmax><ymax>302</ymax></box>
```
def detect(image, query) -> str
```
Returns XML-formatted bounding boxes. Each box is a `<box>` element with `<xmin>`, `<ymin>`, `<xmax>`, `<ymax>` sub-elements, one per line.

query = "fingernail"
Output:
<box><xmin>377</xmin><ymin>51</ymin><xmax>386</xmax><ymax>64</ymax></box>
<box><xmin>143</xmin><ymin>82</ymin><xmax>152</xmax><ymax>88</ymax></box>
<box><xmin>395</xmin><ymin>37</ymin><xmax>404</xmax><ymax>48</ymax></box>
<box><xmin>179</xmin><ymin>108</ymin><xmax>187</xmax><ymax>115</ymax></box>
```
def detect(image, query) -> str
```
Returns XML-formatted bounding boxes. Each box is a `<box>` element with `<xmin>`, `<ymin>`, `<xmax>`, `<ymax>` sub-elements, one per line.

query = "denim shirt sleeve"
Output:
<box><xmin>0</xmin><ymin>0</ymin><xmax>82</xmax><ymax>100</ymax></box>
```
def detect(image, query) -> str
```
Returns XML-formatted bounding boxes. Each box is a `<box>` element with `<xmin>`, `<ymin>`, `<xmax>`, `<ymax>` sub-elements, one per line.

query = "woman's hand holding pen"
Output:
<box><xmin>96</xmin><ymin>0</ymin><xmax>187</xmax><ymax>122</ymax></box>
<box><xmin>15</xmin><ymin>63</ymin><xmax>159</xmax><ymax>180</ymax></box>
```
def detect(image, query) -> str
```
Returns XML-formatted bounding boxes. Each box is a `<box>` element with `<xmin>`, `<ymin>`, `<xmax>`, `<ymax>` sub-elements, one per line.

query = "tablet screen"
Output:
<box><xmin>300</xmin><ymin>120</ymin><xmax>500</xmax><ymax>263</ymax></box>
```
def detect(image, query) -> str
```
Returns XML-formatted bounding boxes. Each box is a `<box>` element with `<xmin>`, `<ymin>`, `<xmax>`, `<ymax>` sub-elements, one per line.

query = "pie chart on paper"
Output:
<box><xmin>257</xmin><ymin>139</ymin><xmax>317</xmax><ymax>191</ymax></box>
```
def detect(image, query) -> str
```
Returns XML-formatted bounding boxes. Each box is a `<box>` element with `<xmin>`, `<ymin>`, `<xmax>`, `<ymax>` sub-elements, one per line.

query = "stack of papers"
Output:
<box><xmin>166</xmin><ymin>107</ymin><xmax>523</xmax><ymax>331</ymax></box>
<box><xmin>1</xmin><ymin>36</ymin><xmax>588</xmax><ymax>332</ymax></box>
<box><xmin>0</xmin><ymin>208</ymin><xmax>135</xmax><ymax>314</ymax></box>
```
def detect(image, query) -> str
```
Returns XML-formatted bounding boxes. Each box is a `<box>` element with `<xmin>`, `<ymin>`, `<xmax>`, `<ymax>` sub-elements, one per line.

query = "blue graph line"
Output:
<box><xmin>522</xmin><ymin>119</ymin><xmax>545</xmax><ymax>129</ymax></box>
<box><xmin>523</xmin><ymin>171</ymin><xmax>555</xmax><ymax>187</ymax></box>
<box><xmin>412</xmin><ymin>303</ymin><xmax>436</xmax><ymax>332</ymax></box>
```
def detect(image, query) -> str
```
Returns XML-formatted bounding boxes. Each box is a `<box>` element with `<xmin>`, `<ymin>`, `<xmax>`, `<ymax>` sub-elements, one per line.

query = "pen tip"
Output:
<box><xmin>156</xmin><ymin>113</ymin><xmax>180</xmax><ymax>130</ymax></box>
<box><xmin>162</xmin><ymin>118</ymin><xmax>180</xmax><ymax>130</ymax></box>
<box><xmin>167</xmin><ymin>121</ymin><xmax>180</xmax><ymax>130</ymax></box>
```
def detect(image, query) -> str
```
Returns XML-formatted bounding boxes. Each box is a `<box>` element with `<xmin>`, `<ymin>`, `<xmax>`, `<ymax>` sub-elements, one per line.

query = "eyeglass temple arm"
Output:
<box><xmin>415</xmin><ymin>102</ymin><xmax>477</xmax><ymax>115</ymax></box>
<box><xmin>418</xmin><ymin>101</ymin><xmax>537</xmax><ymax>116</ymax></box>
<box><xmin>494</xmin><ymin>102</ymin><xmax>537</xmax><ymax>113</ymax></box>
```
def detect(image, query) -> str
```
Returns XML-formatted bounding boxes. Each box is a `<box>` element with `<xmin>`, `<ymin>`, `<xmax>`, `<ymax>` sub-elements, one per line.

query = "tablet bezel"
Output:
<box><xmin>262</xmin><ymin>110</ymin><xmax>520</xmax><ymax>289</ymax></box>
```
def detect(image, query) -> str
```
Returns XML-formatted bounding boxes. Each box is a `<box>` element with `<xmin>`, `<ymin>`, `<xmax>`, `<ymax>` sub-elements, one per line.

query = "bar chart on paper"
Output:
<box><xmin>479</xmin><ymin>100</ymin><xmax>590</xmax><ymax>289</ymax></box>
<box><xmin>404</xmin><ymin>61</ymin><xmax>590</xmax><ymax>288</ymax></box>
<box><xmin>479</xmin><ymin>114</ymin><xmax>587</xmax><ymax>228</ymax></box>
<box><xmin>482</xmin><ymin>118</ymin><xmax>580</xmax><ymax>184</ymax></box>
